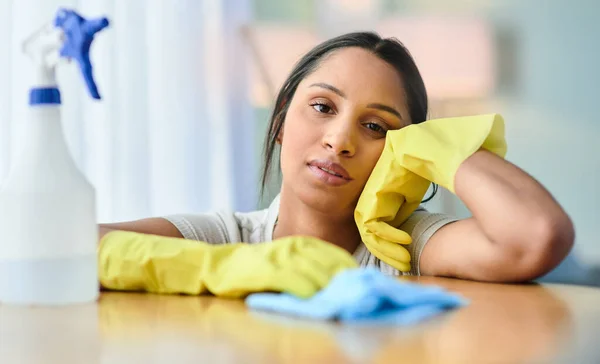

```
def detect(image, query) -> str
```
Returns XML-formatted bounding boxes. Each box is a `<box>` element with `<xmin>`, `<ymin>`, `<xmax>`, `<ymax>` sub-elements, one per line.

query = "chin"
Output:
<box><xmin>295</xmin><ymin>183</ymin><xmax>357</xmax><ymax>215</ymax></box>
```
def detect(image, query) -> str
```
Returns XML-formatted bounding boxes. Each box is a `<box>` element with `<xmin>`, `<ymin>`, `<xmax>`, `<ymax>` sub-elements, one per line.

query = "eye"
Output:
<box><xmin>310</xmin><ymin>101</ymin><xmax>334</xmax><ymax>114</ymax></box>
<box><xmin>364</xmin><ymin>122</ymin><xmax>387</xmax><ymax>134</ymax></box>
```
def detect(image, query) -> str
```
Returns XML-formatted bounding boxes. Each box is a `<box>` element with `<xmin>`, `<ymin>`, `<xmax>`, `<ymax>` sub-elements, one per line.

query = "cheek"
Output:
<box><xmin>356</xmin><ymin>143</ymin><xmax>386</xmax><ymax>184</ymax></box>
<box><xmin>282</xmin><ymin>107</ymin><xmax>321</xmax><ymax>151</ymax></box>
<box><xmin>279</xmin><ymin>112</ymin><xmax>319</xmax><ymax>172</ymax></box>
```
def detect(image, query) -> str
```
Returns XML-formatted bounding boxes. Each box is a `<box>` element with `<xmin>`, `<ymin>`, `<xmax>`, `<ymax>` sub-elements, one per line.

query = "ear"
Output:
<box><xmin>276</xmin><ymin>132</ymin><xmax>283</xmax><ymax>145</ymax></box>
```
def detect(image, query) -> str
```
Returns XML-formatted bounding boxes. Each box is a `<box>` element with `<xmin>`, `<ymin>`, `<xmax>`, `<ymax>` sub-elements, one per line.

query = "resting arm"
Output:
<box><xmin>419</xmin><ymin>149</ymin><xmax>575</xmax><ymax>282</ymax></box>
<box><xmin>99</xmin><ymin>218</ymin><xmax>183</xmax><ymax>241</ymax></box>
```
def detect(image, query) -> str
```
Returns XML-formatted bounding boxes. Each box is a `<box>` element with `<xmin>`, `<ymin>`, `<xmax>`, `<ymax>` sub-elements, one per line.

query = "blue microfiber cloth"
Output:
<box><xmin>245</xmin><ymin>268</ymin><xmax>468</xmax><ymax>325</ymax></box>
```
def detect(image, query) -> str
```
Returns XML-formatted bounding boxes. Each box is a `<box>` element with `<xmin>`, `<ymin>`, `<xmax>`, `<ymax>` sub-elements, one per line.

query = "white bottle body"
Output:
<box><xmin>0</xmin><ymin>105</ymin><xmax>99</xmax><ymax>305</ymax></box>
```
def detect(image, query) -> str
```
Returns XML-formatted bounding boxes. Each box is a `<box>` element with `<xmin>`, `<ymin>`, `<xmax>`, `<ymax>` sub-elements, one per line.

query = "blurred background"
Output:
<box><xmin>0</xmin><ymin>0</ymin><xmax>598</xmax><ymax>284</ymax></box>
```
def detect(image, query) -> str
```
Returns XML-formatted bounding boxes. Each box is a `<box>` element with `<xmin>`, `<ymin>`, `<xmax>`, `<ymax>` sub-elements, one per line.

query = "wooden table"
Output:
<box><xmin>2</xmin><ymin>276</ymin><xmax>600</xmax><ymax>364</ymax></box>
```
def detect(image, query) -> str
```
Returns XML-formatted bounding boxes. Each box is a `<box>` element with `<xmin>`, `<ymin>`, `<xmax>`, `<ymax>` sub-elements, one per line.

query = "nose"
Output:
<box><xmin>322</xmin><ymin>118</ymin><xmax>356</xmax><ymax>157</ymax></box>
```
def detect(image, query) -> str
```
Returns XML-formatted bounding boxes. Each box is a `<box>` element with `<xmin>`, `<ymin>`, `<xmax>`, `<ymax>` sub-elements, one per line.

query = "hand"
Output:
<box><xmin>355</xmin><ymin>114</ymin><xmax>507</xmax><ymax>272</ymax></box>
<box><xmin>386</xmin><ymin>113</ymin><xmax>507</xmax><ymax>192</ymax></box>
<box><xmin>205</xmin><ymin>236</ymin><xmax>359</xmax><ymax>298</ymax></box>
<box><xmin>99</xmin><ymin>231</ymin><xmax>358</xmax><ymax>299</ymax></box>
<box><xmin>355</xmin><ymin>140</ymin><xmax>430</xmax><ymax>272</ymax></box>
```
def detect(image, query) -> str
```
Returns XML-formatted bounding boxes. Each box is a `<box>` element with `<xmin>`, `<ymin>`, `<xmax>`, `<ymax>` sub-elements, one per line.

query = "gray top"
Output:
<box><xmin>164</xmin><ymin>194</ymin><xmax>458</xmax><ymax>276</ymax></box>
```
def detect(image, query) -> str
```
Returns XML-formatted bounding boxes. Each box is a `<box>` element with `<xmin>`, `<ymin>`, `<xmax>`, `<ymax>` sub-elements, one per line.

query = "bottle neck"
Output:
<box><xmin>29</xmin><ymin>87</ymin><xmax>61</xmax><ymax>105</ymax></box>
<box><xmin>29</xmin><ymin>61</ymin><xmax>61</xmax><ymax>106</ymax></box>
<box><xmin>28</xmin><ymin>105</ymin><xmax>63</xmax><ymax>136</ymax></box>
<box><xmin>13</xmin><ymin>105</ymin><xmax>73</xmax><ymax>177</ymax></box>
<box><xmin>17</xmin><ymin>68</ymin><xmax>70</xmax><ymax>172</ymax></box>
<box><xmin>7</xmin><ymin>63</ymin><xmax>78</xmax><ymax>179</ymax></box>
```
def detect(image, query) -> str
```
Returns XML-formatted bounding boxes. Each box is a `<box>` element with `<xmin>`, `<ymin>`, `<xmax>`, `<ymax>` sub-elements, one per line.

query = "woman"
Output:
<box><xmin>100</xmin><ymin>32</ymin><xmax>574</xmax><ymax>283</ymax></box>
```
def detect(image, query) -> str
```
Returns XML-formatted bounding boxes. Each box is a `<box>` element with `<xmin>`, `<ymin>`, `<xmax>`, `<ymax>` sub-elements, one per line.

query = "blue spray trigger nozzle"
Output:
<box><xmin>53</xmin><ymin>8</ymin><xmax>109</xmax><ymax>100</ymax></box>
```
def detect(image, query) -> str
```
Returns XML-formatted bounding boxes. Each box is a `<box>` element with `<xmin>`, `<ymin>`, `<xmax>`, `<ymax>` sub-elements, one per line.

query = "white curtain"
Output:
<box><xmin>0</xmin><ymin>0</ymin><xmax>258</xmax><ymax>223</ymax></box>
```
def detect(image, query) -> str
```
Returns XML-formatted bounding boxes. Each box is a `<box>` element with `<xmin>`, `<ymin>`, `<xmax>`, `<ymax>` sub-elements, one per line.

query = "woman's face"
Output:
<box><xmin>279</xmin><ymin>47</ymin><xmax>410</xmax><ymax>217</ymax></box>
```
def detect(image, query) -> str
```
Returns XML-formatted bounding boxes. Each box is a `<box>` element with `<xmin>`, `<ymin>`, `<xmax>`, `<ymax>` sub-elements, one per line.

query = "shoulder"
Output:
<box><xmin>356</xmin><ymin>206</ymin><xmax>459</xmax><ymax>276</ymax></box>
<box><xmin>400</xmin><ymin>207</ymin><xmax>460</xmax><ymax>243</ymax></box>
<box><xmin>233</xmin><ymin>208</ymin><xmax>272</xmax><ymax>243</ymax></box>
<box><xmin>399</xmin><ymin>207</ymin><xmax>460</xmax><ymax>275</ymax></box>
<box><xmin>235</xmin><ymin>194</ymin><xmax>280</xmax><ymax>242</ymax></box>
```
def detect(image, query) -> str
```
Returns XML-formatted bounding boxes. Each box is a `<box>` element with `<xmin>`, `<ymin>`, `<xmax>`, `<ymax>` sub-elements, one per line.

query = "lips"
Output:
<box><xmin>309</xmin><ymin>159</ymin><xmax>352</xmax><ymax>180</ymax></box>
<box><xmin>307</xmin><ymin>159</ymin><xmax>353</xmax><ymax>185</ymax></box>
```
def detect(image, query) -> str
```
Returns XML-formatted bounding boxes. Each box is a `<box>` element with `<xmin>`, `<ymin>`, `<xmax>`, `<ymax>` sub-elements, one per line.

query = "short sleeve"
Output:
<box><xmin>162</xmin><ymin>211</ymin><xmax>241</xmax><ymax>245</ymax></box>
<box><xmin>400</xmin><ymin>209</ymin><xmax>460</xmax><ymax>275</ymax></box>
<box><xmin>355</xmin><ymin>208</ymin><xmax>459</xmax><ymax>276</ymax></box>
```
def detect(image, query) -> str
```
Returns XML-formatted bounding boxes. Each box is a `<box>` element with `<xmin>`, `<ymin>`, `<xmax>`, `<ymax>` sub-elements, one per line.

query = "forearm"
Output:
<box><xmin>97</xmin><ymin>218</ymin><xmax>184</xmax><ymax>245</ymax></box>
<box><xmin>99</xmin><ymin>225</ymin><xmax>115</xmax><ymax>242</ymax></box>
<box><xmin>98</xmin><ymin>231</ymin><xmax>210</xmax><ymax>294</ymax></box>
<box><xmin>454</xmin><ymin>149</ymin><xmax>574</xmax><ymax>259</ymax></box>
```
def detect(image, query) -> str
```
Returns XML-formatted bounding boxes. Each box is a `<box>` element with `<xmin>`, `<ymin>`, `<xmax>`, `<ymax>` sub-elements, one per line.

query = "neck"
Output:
<box><xmin>273</xmin><ymin>185</ymin><xmax>362</xmax><ymax>254</ymax></box>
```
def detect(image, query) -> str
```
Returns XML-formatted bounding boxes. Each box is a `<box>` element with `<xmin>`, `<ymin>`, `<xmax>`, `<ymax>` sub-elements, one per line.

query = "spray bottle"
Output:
<box><xmin>0</xmin><ymin>9</ymin><xmax>109</xmax><ymax>305</ymax></box>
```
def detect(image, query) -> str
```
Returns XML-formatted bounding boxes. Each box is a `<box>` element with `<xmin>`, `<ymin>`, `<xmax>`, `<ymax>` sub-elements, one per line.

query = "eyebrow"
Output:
<box><xmin>309</xmin><ymin>82</ymin><xmax>346</xmax><ymax>98</ymax></box>
<box><xmin>366</xmin><ymin>103</ymin><xmax>404</xmax><ymax>121</ymax></box>
<box><xmin>309</xmin><ymin>82</ymin><xmax>404</xmax><ymax>122</ymax></box>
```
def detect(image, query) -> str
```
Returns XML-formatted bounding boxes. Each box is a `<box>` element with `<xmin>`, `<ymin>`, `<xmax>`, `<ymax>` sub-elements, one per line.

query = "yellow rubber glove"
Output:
<box><xmin>99</xmin><ymin>231</ymin><xmax>358</xmax><ymax>299</ymax></box>
<box><xmin>355</xmin><ymin>114</ymin><xmax>507</xmax><ymax>272</ymax></box>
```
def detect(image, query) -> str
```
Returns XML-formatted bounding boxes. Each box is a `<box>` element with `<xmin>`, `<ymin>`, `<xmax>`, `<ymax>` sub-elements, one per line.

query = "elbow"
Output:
<box><xmin>514</xmin><ymin>212</ymin><xmax>575</xmax><ymax>281</ymax></box>
<box><xmin>536</xmin><ymin>211</ymin><xmax>575</xmax><ymax>267</ymax></box>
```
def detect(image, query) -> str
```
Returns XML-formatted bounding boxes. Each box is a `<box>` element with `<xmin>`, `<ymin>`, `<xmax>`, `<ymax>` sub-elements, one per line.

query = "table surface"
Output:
<box><xmin>2</xmin><ymin>276</ymin><xmax>600</xmax><ymax>364</ymax></box>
